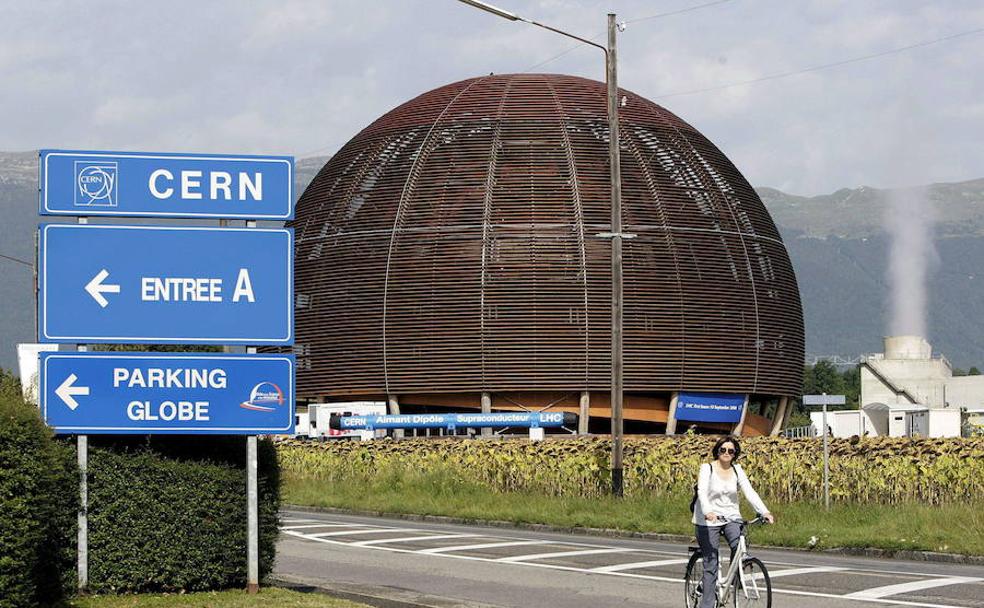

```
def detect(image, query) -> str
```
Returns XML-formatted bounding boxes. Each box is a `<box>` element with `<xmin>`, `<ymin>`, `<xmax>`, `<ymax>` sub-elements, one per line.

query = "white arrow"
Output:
<box><xmin>55</xmin><ymin>374</ymin><xmax>89</xmax><ymax>411</ymax></box>
<box><xmin>85</xmin><ymin>268</ymin><xmax>121</xmax><ymax>308</ymax></box>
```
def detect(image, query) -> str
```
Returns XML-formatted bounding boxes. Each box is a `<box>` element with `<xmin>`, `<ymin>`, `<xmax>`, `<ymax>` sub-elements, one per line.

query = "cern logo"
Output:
<box><xmin>74</xmin><ymin>161</ymin><xmax>118</xmax><ymax>207</ymax></box>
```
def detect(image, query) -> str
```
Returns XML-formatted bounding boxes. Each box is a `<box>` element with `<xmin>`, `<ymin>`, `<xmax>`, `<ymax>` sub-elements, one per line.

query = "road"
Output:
<box><xmin>276</xmin><ymin>509</ymin><xmax>984</xmax><ymax>608</ymax></box>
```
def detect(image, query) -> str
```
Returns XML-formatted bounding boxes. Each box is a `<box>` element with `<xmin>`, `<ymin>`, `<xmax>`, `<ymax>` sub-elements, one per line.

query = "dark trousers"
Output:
<box><xmin>695</xmin><ymin>523</ymin><xmax>741</xmax><ymax>608</ymax></box>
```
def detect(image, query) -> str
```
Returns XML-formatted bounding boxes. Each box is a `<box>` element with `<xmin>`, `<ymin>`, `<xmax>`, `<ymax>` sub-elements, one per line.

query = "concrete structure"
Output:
<box><xmin>859</xmin><ymin>335</ymin><xmax>983</xmax><ymax>437</ymax></box>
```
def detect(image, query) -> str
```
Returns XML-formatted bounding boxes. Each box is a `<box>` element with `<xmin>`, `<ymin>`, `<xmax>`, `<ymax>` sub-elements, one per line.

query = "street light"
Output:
<box><xmin>456</xmin><ymin>0</ymin><xmax>628</xmax><ymax>497</ymax></box>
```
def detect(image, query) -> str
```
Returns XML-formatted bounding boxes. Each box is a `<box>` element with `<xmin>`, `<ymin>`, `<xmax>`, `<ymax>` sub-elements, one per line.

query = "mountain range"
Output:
<box><xmin>2</xmin><ymin>151</ymin><xmax>982</xmax><ymax>371</ymax></box>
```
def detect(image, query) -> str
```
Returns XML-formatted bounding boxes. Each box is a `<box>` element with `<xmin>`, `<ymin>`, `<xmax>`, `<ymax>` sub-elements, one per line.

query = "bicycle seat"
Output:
<box><xmin>688</xmin><ymin>546</ymin><xmax>700</xmax><ymax>553</ymax></box>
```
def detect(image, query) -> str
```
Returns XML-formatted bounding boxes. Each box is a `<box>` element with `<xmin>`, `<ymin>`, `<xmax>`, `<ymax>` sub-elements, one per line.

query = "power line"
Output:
<box><xmin>625</xmin><ymin>0</ymin><xmax>733</xmax><ymax>24</ymax></box>
<box><xmin>0</xmin><ymin>252</ymin><xmax>33</xmax><ymax>268</ymax></box>
<box><xmin>654</xmin><ymin>25</ymin><xmax>984</xmax><ymax>99</ymax></box>
<box><xmin>522</xmin><ymin>0</ymin><xmax>734</xmax><ymax>73</ymax></box>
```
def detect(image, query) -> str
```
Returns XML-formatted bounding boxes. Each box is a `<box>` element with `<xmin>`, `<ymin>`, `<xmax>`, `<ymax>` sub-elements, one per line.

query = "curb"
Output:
<box><xmin>273</xmin><ymin>574</ymin><xmax>501</xmax><ymax>608</ymax></box>
<box><xmin>283</xmin><ymin>504</ymin><xmax>984</xmax><ymax>566</ymax></box>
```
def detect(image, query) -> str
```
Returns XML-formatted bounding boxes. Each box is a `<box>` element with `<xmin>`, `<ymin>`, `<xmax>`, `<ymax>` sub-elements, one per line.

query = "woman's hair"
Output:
<box><xmin>711</xmin><ymin>435</ymin><xmax>742</xmax><ymax>461</ymax></box>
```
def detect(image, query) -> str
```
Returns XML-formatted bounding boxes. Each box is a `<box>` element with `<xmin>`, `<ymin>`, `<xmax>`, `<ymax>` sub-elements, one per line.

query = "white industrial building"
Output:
<box><xmin>856</xmin><ymin>335</ymin><xmax>983</xmax><ymax>437</ymax></box>
<box><xmin>810</xmin><ymin>336</ymin><xmax>983</xmax><ymax>439</ymax></box>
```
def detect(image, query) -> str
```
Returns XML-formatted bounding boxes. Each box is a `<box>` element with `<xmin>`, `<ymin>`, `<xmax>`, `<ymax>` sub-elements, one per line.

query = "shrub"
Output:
<box><xmin>0</xmin><ymin>382</ymin><xmax>77</xmax><ymax>608</ymax></box>
<box><xmin>84</xmin><ymin>436</ymin><xmax>280</xmax><ymax>593</ymax></box>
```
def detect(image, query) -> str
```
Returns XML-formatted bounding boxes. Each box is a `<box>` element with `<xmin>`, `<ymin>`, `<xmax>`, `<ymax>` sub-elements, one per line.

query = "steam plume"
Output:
<box><xmin>885</xmin><ymin>186</ymin><xmax>935</xmax><ymax>337</ymax></box>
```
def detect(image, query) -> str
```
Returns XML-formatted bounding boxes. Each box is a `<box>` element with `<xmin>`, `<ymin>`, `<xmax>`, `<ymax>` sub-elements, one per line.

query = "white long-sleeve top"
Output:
<box><xmin>692</xmin><ymin>462</ymin><xmax>769</xmax><ymax>527</ymax></box>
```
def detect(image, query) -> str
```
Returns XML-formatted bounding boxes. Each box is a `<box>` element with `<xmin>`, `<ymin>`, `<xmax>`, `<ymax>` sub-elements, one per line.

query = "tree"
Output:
<box><xmin>804</xmin><ymin>360</ymin><xmax>845</xmax><ymax>398</ymax></box>
<box><xmin>969</xmin><ymin>367</ymin><xmax>981</xmax><ymax>376</ymax></box>
<box><xmin>841</xmin><ymin>364</ymin><xmax>861</xmax><ymax>408</ymax></box>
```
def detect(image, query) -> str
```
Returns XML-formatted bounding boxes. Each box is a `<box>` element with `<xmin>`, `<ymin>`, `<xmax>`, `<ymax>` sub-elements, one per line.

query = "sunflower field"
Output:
<box><xmin>278</xmin><ymin>435</ymin><xmax>984</xmax><ymax>506</ymax></box>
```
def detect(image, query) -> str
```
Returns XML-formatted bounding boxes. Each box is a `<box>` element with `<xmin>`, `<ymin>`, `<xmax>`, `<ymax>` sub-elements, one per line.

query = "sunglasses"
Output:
<box><xmin>718</xmin><ymin>447</ymin><xmax>736</xmax><ymax>455</ymax></box>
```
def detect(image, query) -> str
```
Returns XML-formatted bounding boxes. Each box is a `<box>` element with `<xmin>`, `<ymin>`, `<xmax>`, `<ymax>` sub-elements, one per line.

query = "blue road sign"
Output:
<box><xmin>38</xmin><ymin>224</ymin><xmax>293</xmax><ymax>344</ymax></box>
<box><xmin>674</xmin><ymin>392</ymin><xmax>746</xmax><ymax>424</ymax></box>
<box><xmin>39</xmin><ymin>352</ymin><xmax>294</xmax><ymax>435</ymax></box>
<box><xmin>330</xmin><ymin>411</ymin><xmax>577</xmax><ymax>431</ymax></box>
<box><xmin>39</xmin><ymin>149</ymin><xmax>293</xmax><ymax>219</ymax></box>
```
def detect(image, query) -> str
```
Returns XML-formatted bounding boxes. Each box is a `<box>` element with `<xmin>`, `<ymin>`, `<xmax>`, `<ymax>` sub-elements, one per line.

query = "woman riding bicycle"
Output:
<box><xmin>692</xmin><ymin>436</ymin><xmax>774</xmax><ymax>608</ymax></box>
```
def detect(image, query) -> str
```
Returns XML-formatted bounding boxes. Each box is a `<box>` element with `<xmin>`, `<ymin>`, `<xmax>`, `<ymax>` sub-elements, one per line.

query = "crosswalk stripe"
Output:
<box><xmin>419</xmin><ymin>540</ymin><xmax>550</xmax><ymax>554</ymax></box>
<box><xmin>281</xmin><ymin>523</ymin><xmax>368</xmax><ymax>530</ymax></box>
<box><xmin>307</xmin><ymin>528</ymin><xmax>424</xmax><ymax>538</ymax></box>
<box><xmin>764</xmin><ymin>566</ymin><xmax>846</xmax><ymax>579</ymax></box>
<box><xmin>591</xmin><ymin>558</ymin><xmax>691</xmax><ymax>573</ymax></box>
<box><xmin>498</xmin><ymin>548</ymin><xmax>635</xmax><ymax>563</ymax></box>
<box><xmin>353</xmin><ymin>534</ymin><xmax>478</xmax><ymax>547</ymax></box>
<box><xmin>843</xmin><ymin>576</ymin><xmax>982</xmax><ymax>600</ymax></box>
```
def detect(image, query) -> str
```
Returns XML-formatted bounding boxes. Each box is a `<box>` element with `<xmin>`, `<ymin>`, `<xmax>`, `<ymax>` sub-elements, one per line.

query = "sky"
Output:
<box><xmin>2</xmin><ymin>0</ymin><xmax>983</xmax><ymax>195</ymax></box>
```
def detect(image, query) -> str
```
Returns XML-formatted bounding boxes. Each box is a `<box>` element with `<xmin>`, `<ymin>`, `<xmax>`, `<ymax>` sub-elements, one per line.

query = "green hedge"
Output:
<box><xmin>0</xmin><ymin>370</ymin><xmax>281</xmax><ymax>602</ymax></box>
<box><xmin>84</xmin><ymin>436</ymin><xmax>280</xmax><ymax>593</ymax></box>
<box><xmin>0</xmin><ymin>378</ymin><xmax>77</xmax><ymax>608</ymax></box>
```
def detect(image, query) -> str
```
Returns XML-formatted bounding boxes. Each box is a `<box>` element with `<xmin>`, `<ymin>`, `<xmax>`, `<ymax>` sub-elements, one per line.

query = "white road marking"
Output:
<box><xmin>352</xmin><ymin>534</ymin><xmax>478</xmax><ymax>547</ymax></box>
<box><xmin>498</xmin><ymin>548</ymin><xmax>636</xmax><ymax>563</ymax></box>
<box><xmin>843</xmin><ymin>576</ymin><xmax>983</xmax><ymax>600</ymax></box>
<box><xmin>280</xmin><ymin>523</ymin><xmax>371</xmax><ymax>530</ymax></box>
<box><xmin>285</xmin><ymin>530</ymin><xmax>973</xmax><ymax>608</ymax></box>
<box><xmin>281</xmin><ymin>518</ymin><xmax>320</xmax><ymax>523</ymax></box>
<box><xmin>590</xmin><ymin>558</ymin><xmax>690</xmax><ymax>573</ymax></box>
<box><xmin>420</xmin><ymin>540</ymin><xmax>550</xmax><ymax>554</ymax></box>
<box><xmin>307</xmin><ymin>528</ymin><xmax>424</xmax><ymax>538</ymax></box>
<box><xmin>754</xmin><ymin>565</ymin><xmax>847</xmax><ymax>579</ymax></box>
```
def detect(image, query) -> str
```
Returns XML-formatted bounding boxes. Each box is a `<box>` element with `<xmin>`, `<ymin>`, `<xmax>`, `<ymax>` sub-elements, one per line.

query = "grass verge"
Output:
<box><xmin>283</xmin><ymin>469</ymin><xmax>984</xmax><ymax>556</ymax></box>
<box><xmin>69</xmin><ymin>588</ymin><xmax>369</xmax><ymax>607</ymax></box>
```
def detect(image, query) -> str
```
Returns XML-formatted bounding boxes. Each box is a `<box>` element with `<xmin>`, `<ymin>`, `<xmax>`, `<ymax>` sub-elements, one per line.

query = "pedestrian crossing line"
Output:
<box><xmin>843</xmin><ymin>576</ymin><xmax>983</xmax><ymax>600</ymax></box>
<box><xmin>497</xmin><ymin>548</ymin><xmax>636</xmax><ymax>563</ymax></box>
<box><xmin>352</xmin><ymin>534</ymin><xmax>478</xmax><ymax>547</ymax></box>
<box><xmin>590</xmin><ymin>558</ymin><xmax>691</xmax><ymax>573</ymax></box>
<box><xmin>281</xmin><ymin>518</ymin><xmax>320</xmax><ymax>523</ymax></box>
<box><xmin>763</xmin><ymin>566</ymin><xmax>846</xmax><ymax>579</ymax></box>
<box><xmin>307</xmin><ymin>528</ymin><xmax>425</xmax><ymax>538</ymax></box>
<box><xmin>420</xmin><ymin>540</ymin><xmax>550</xmax><ymax>554</ymax></box>
<box><xmin>281</xmin><ymin>523</ymin><xmax>372</xmax><ymax>530</ymax></box>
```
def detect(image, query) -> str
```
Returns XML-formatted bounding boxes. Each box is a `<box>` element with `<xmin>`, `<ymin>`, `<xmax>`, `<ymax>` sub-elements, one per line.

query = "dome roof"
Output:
<box><xmin>291</xmin><ymin>74</ymin><xmax>803</xmax><ymax>398</ymax></box>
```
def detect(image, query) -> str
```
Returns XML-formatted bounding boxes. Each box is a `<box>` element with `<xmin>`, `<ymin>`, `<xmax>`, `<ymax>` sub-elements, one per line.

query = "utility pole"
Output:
<box><xmin>606</xmin><ymin>12</ymin><xmax>625</xmax><ymax>497</ymax></box>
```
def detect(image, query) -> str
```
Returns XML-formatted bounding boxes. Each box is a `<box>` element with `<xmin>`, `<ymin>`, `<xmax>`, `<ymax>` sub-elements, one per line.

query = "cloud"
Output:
<box><xmin>1</xmin><ymin>0</ymin><xmax>982</xmax><ymax>194</ymax></box>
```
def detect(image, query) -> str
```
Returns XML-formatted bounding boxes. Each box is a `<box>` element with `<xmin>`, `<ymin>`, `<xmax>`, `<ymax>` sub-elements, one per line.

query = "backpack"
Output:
<box><xmin>689</xmin><ymin>463</ymin><xmax>709</xmax><ymax>513</ymax></box>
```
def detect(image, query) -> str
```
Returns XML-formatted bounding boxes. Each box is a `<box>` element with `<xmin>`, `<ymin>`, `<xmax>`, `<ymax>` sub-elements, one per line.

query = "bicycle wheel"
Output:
<box><xmin>733</xmin><ymin>557</ymin><xmax>771</xmax><ymax>608</ymax></box>
<box><xmin>684</xmin><ymin>551</ymin><xmax>705</xmax><ymax>608</ymax></box>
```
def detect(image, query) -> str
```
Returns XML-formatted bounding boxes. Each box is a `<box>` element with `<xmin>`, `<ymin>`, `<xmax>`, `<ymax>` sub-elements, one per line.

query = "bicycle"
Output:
<box><xmin>684</xmin><ymin>515</ymin><xmax>772</xmax><ymax>608</ymax></box>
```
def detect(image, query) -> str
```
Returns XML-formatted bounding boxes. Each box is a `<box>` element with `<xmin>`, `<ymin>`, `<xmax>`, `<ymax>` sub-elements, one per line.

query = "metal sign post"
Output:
<box><xmin>803</xmin><ymin>393</ymin><xmax>846</xmax><ymax>510</ymax></box>
<box><xmin>77</xmin><ymin>433</ymin><xmax>87</xmax><ymax>593</ymax></box>
<box><xmin>246</xmin><ymin>434</ymin><xmax>259</xmax><ymax>594</ymax></box>
<box><xmin>245</xmin><ymin>219</ymin><xmax>259</xmax><ymax>595</ymax></box>
<box><xmin>76</xmin><ymin>216</ymin><xmax>88</xmax><ymax>594</ymax></box>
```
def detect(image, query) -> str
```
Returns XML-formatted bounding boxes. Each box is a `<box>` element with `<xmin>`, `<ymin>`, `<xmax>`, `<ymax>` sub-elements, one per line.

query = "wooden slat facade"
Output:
<box><xmin>283</xmin><ymin>74</ymin><xmax>804</xmax><ymax>423</ymax></box>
